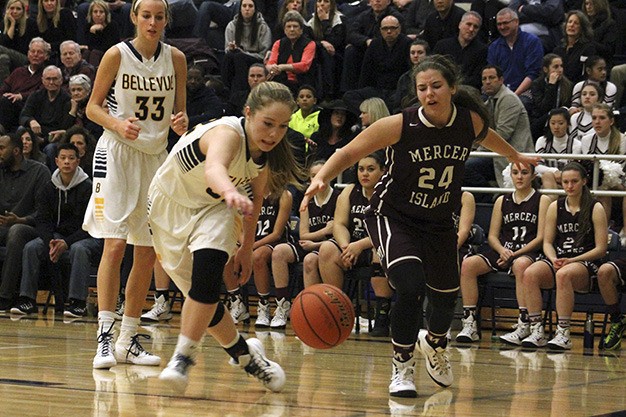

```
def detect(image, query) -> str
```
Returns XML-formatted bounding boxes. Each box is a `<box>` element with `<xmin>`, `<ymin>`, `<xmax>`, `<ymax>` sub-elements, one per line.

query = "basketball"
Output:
<box><xmin>291</xmin><ymin>284</ymin><xmax>355</xmax><ymax>349</ymax></box>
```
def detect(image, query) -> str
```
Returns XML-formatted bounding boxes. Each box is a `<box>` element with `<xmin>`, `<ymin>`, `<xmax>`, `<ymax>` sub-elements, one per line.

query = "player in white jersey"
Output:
<box><xmin>84</xmin><ymin>0</ymin><xmax>188</xmax><ymax>370</ymax></box>
<box><xmin>150</xmin><ymin>82</ymin><xmax>303</xmax><ymax>393</ymax></box>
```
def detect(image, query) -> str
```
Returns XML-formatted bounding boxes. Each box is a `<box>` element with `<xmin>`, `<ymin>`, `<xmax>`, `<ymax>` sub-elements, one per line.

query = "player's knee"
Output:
<box><xmin>388</xmin><ymin>261</ymin><xmax>424</xmax><ymax>298</ymax></box>
<box><xmin>428</xmin><ymin>288</ymin><xmax>458</xmax><ymax>312</ymax></box>
<box><xmin>188</xmin><ymin>249</ymin><xmax>228</xmax><ymax>304</ymax></box>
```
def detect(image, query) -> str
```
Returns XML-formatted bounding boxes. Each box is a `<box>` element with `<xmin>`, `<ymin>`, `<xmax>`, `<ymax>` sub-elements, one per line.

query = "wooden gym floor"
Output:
<box><xmin>1</xmin><ymin>310</ymin><xmax>626</xmax><ymax>417</ymax></box>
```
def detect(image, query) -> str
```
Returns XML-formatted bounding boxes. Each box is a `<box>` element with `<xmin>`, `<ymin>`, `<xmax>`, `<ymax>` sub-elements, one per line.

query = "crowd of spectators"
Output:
<box><xmin>0</xmin><ymin>0</ymin><xmax>626</xmax><ymax>326</ymax></box>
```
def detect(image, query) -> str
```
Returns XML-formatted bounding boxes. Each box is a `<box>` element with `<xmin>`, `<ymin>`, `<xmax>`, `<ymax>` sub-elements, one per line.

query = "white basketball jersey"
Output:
<box><xmin>151</xmin><ymin>117</ymin><xmax>266</xmax><ymax>209</ymax></box>
<box><xmin>105</xmin><ymin>41</ymin><xmax>175</xmax><ymax>154</ymax></box>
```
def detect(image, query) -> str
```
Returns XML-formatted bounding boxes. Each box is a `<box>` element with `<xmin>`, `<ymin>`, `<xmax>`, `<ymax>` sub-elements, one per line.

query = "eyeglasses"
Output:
<box><xmin>496</xmin><ymin>19</ymin><xmax>514</xmax><ymax>26</ymax></box>
<box><xmin>380</xmin><ymin>25</ymin><xmax>400</xmax><ymax>31</ymax></box>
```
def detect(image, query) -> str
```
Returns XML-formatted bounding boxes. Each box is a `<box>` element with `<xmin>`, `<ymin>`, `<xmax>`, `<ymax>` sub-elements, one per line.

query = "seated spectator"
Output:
<box><xmin>59</xmin><ymin>125</ymin><xmax>96</xmax><ymax>179</ymax></box>
<box><xmin>270</xmin><ymin>160</ymin><xmax>340</xmax><ymax>327</ymax></box>
<box><xmin>420</xmin><ymin>0</ymin><xmax>465</xmax><ymax>51</ymax></box>
<box><xmin>553</xmin><ymin>11</ymin><xmax>597</xmax><ymax>85</ymax></box>
<box><xmin>18</xmin><ymin>126</ymin><xmax>47</xmax><ymax>166</ymax></box>
<box><xmin>307</xmin><ymin>0</ymin><xmax>346</xmax><ymax>98</ymax></box>
<box><xmin>470</xmin><ymin>0</ymin><xmax>505</xmax><ymax>44</ymax></box>
<box><xmin>0</xmin><ymin>0</ymin><xmax>37</xmax><ymax>82</ymax></box>
<box><xmin>464</xmin><ymin>65</ymin><xmax>534</xmax><ymax>192</ymax></box>
<box><xmin>10</xmin><ymin>143</ymin><xmax>103</xmax><ymax>317</ymax></box>
<box><xmin>509</xmin><ymin>0</ymin><xmax>564</xmax><ymax>52</ymax></box>
<box><xmin>221</xmin><ymin>0</ymin><xmax>272</xmax><ymax>94</ymax></box>
<box><xmin>66</xmin><ymin>73</ymin><xmax>101</xmax><ymax>137</ymax></box>
<box><xmin>597</xmin><ymin>254</ymin><xmax>626</xmax><ymax>350</ymax></box>
<box><xmin>580</xmin><ymin>103</ymin><xmax>626</xmax><ymax>224</ymax></box>
<box><xmin>289</xmin><ymin>84</ymin><xmax>320</xmax><ymax>140</ymax></box>
<box><xmin>193</xmin><ymin>0</ymin><xmax>238</xmax><ymax>50</ymax></box>
<box><xmin>76</xmin><ymin>0</ymin><xmax>131</xmax><ymax>48</ymax></box>
<box><xmin>570</xmin><ymin>82</ymin><xmax>602</xmax><ymax>141</ymax></box>
<box><xmin>340</xmin><ymin>0</ymin><xmax>404</xmax><ymax>93</ymax></box>
<box><xmin>316</xmin><ymin>152</ymin><xmax>394</xmax><ymax>335</ymax></box>
<box><xmin>535</xmin><ymin>108</ymin><xmax>581</xmax><ymax>192</ymax></box>
<box><xmin>0</xmin><ymin>133</ymin><xmax>51</xmax><ymax>311</ymax></box>
<box><xmin>19</xmin><ymin>65</ymin><xmax>73</xmax><ymax>143</ymax></box>
<box><xmin>34</xmin><ymin>0</ymin><xmax>76</xmax><ymax>64</ymax></box>
<box><xmin>343</xmin><ymin>15</ymin><xmax>411</xmax><ymax>114</ymax></box>
<box><xmin>266</xmin><ymin>11</ymin><xmax>317</xmax><ymax>96</ymax></box>
<box><xmin>583</xmin><ymin>0</ymin><xmax>617</xmax><ymax>69</ymax></box>
<box><xmin>0</xmin><ymin>37</ymin><xmax>49</xmax><ymax>132</ymax></box>
<box><xmin>59</xmin><ymin>40</ymin><xmax>96</xmax><ymax>89</ymax></box>
<box><xmin>309</xmin><ymin>99</ymin><xmax>357</xmax><ymax>162</ymax></box>
<box><xmin>488</xmin><ymin>8</ymin><xmax>543</xmax><ymax>101</ymax></box>
<box><xmin>433</xmin><ymin>11</ymin><xmax>487</xmax><ymax>90</ymax></box>
<box><xmin>404</xmin><ymin>0</ymin><xmax>436</xmax><ymax>38</ymax></box>
<box><xmin>274</xmin><ymin>0</ymin><xmax>312</xmax><ymax>40</ymax></box>
<box><xmin>225</xmin><ymin>63</ymin><xmax>268</xmax><ymax>116</ymax></box>
<box><xmin>457</xmin><ymin>163</ymin><xmax>550</xmax><ymax>344</ymax></box>
<box><xmin>186</xmin><ymin>64</ymin><xmax>225</xmax><ymax>129</ymax></box>
<box><xmin>570</xmin><ymin>56</ymin><xmax>617</xmax><ymax>111</ymax></box>
<box><xmin>358</xmin><ymin>96</ymin><xmax>390</xmax><ymax>131</ymax></box>
<box><xmin>391</xmin><ymin>38</ymin><xmax>429</xmax><ymax>112</ymax></box>
<box><xmin>519</xmin><ymin>162</ymin><xmax>607</xmax><ymax>350</ymax></box>
<box><xmin>80</xmin><ymin>0</ymin><xmax>121</xmax><ymax>65</ymax></box>
<box><xmin>530</xmin><ymin>53</ymin><xmax>573</xmax><ymax>139</ymax></box>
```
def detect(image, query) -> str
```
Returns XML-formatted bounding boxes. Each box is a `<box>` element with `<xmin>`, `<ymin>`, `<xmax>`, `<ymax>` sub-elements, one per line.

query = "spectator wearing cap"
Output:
<box><xmin>308</xmin><ymin>99</ymin><xmax>358</xmax><ymax>162</ymax></box>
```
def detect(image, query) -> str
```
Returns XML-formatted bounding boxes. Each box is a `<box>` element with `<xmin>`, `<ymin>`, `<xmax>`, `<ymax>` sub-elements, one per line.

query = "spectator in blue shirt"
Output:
<box><xmin>487</xmin><ymin>8</ymin><xmax>543</xmax><ymax>106</ymax></box>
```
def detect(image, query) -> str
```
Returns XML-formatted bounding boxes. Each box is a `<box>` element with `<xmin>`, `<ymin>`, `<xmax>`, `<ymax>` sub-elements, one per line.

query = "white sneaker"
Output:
<box><xmin>141</xmin><ymin>295</ymin><xmax>173</xmax><ymax>322</ymax></box>
<box><xmin>521</xmin><ymin>322</ymin><xmax>547</xmax><ymax>348</ymax></box>
<box><xmin>389</xmin><ymin>357</ymin><xmax>417</xmax><ymax>398</ymax></box>
<box><xmin>93</xmin><ymin>323</ymin><xmax>117</xmax><ymax>369</ymax></box>
<box><xmin>417</xmin><ymin>331</ymin><xmax>453</xmax><ymax>387</ymax></box>
<box><xmin>228</xmin><ymin>295</ymin><xmax>250</xmax><ymax>324</ymax></box>
<box><xmin>159</xmin><ymin>353</ymin><xmax>196</xmax><ymax>392</ymax></box>
<box><xmin>270</xmin><ymin>298</ymin><xmax>291</xmax><ymax>328</ymax></box>
<box><xmin>239</xmin><ymin>338</ymin><xmax>286</xmax><ymax>392</ymax></box>
<box><xmin>255</xmin><ymin>301</ymin><xmax>271</xmax><ymax>328</ymax></box>
<box><xmin>500</xmin><ymin>319</ymin><xmax>531</xmax><ymax>346</ymax></box>
<box><xmin>547</xmin><ymin>326</ymin><xmax>572</xmax><ymax>350</ymax></box>
<box><xmin>455</xmin><ymin>315</ymin><xmax>479</xmax><ymax>343</ymax></box>
<box><xmin>114</xmin><ymin>333</ymin><xmax>162</xmax><ymax>366</ymax></box>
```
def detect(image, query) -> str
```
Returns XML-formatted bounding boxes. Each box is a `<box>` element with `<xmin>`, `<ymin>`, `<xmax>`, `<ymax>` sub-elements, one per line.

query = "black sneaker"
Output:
<box><xmin>64</xmin><ymin>299</ymin><xmax>87</xmax><ymax>318</ymax></box>
<box><xmin>10</xmin><ymin>298</ymin><xmax>38</xmax><ymax>315</ymax></box>
<box><xmin>370</xmin><ymin>314</ymin><xmax>390</xmax><ymax>337</ymax></box>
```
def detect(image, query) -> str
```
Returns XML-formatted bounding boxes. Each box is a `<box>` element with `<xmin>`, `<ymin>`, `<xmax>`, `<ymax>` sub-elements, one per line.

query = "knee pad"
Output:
<box><xmin>208</xmin><ymin>302</ymin><xmax>225</xmax><ymax>328</ymax></box>
<box><xmin>387</xmin><ymin>261</ymin><xmax>425</xmax><ymax>299</ymax></box>
<box><xmin>188</xmin><ymin>249</ymin><xmax>228</xmax><ymax>304</ymax></box>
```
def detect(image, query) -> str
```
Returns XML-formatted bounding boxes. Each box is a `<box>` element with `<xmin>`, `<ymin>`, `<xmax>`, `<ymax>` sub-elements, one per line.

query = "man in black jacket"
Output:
<box><xmin>11</xmin><ymin>143</ymin><xmax>103</xmax><ymax>317</ymax></box>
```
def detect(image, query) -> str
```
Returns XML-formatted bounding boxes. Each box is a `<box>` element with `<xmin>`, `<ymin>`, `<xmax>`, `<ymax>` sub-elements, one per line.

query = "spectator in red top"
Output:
<box><xmin>0</xmin><ymin>37</ymin><xmax>50</xmax><ymax>132</ymax></box>
<box><xmin>266</xmin><ymin>11</ymin><xmax>317</xmax><ymax>96</ymax></box>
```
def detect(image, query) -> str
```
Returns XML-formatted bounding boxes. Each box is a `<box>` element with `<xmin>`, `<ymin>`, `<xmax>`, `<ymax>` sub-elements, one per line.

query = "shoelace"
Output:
<box><xmin>392</xmin><ymin>362</ymin><xmax>415</xmax><ymax>382</ymax></box>
<box><xmin>126</xmin><ymin>334</ymin><xmax>153</xmax><ymax>359</ymax></box>
<box><xmin>245</xmin><ymin>355</ymin><xmax>273</xmax><ymax>383</ymax></box>
<box><xmin>97</xmin><ymin>323</ymin><xmax>115</xmax><ymax>357</ymax></box>
<box><xmin>172</xmin><ymin>354</ymin><xmax>195</xmax><ymax>373</ymax></box>
<box><xmin>432</xmin><ymin>351</ymin><xmax>450</xmax><ymax>375</ymax></box>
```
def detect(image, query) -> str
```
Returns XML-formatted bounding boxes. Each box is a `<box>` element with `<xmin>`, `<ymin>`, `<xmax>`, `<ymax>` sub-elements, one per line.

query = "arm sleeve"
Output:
<box><xmin>291</xmin><ymin>41</ymin><xmax>316</xmax><ymax>73</ymax></box>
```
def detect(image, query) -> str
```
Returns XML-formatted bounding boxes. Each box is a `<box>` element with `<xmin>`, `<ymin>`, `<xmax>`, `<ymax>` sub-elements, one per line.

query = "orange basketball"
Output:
<box><xmin>291</xmin><ymin>284</ymin><xmax>355</xmax><ymax>349</ymax></box>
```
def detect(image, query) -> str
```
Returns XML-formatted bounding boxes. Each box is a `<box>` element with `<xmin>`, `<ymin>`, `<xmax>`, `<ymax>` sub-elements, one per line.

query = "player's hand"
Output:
<box><xmin>553</xmin><ymin>258</ymin><xmax>571</xmax><ymax>270</ymax></box>
<box><xmin>341</xmin><ymin>243</ymin><xmax>363</xmax><ymax>268</ymax></box>
<box><xmin>223</xmin><ymin>188</ymin><xmax>254</xmax><ymax>217</ymax></box>
<box><xmin>117</xmin><ymin>117</ymin><xmax>140</xmax><ymax>140</ymax></box>
<box><xmin>170</xmin><ymin>111</ymin><xmax>188</xmax><ymax>136</ymax></box>
<box><xmin>508</xmin><ymin>153</ymin><xmax>541</xmax><ymax>168</ymax></box>
<box><xmin>299</xmin><ymin>240</ymin><xmax>316</xmax><ymax>251</ymax></box>
<box><xmin>300</xmin><ymin>179</ymin><xmax>328</xmax><ymax>212</ymax></box>
<box><xmin>233</xmin><ymin>246</ymin><xmax>253</xmax><ymax>285</ymax></box>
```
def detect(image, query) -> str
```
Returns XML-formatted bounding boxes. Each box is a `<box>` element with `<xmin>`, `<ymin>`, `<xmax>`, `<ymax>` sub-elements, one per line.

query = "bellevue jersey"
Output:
<box><xmin>257</xmin><ymin>195</ymin><xmax>286</xmax><ymax>243</ymax></box>
<box><xmin>369</xmin><ymin>106</ymin><xmax>474</xmax><ymax>229</ymax></box>
<box><xmin>499</xmin><ymin>190</ymin><xmax>541</xmax><ymax>251</ymax></box>
<box><xmin>151</xmin><ymin>117</ymin><xmax>265</xmax><ymax>209</ymax></box>
<box><xmin>348</xmin><ymin>183</ymin><xmax>370</xmax><ymax>242</ymax></box>
<box><xmin>105</xmin><ymin>41</ymin><xmax>175</xmax><ymax>154</ymax></box>
<box><xmin>308</xmin><ymin>189</ymin><xmax>339</xmax><ymax>235</ymax></box>
<box><xmin>554</xmin><ymin>197</ymin><xmax>597</xmax><ymax>257</ymax></box>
